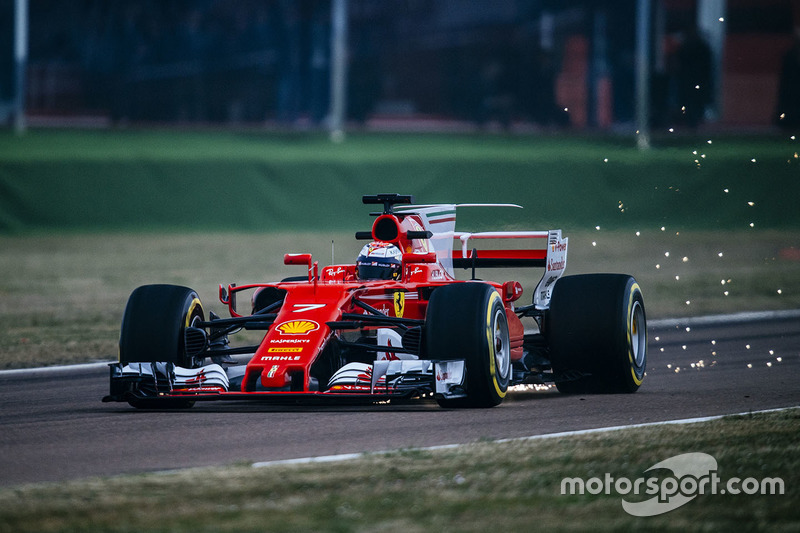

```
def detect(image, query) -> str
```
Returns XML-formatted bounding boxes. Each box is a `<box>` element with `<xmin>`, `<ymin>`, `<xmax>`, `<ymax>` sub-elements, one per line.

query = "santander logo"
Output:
<box><xmin>548</xmin><ymin>258</ymin><xmax>566</xmax><ymax>271</ymax></box>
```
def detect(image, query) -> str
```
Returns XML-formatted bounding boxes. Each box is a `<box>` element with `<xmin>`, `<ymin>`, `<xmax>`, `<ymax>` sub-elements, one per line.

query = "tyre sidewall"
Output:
<box><xmin>482</xmin><ymin>289</ymin><xmax>511</xmax><ymax>403</ymax></box>
<box><xmin>619</xmin><ymin>279</ymin><xmax>646</xmax><ymax>391</ymax></box>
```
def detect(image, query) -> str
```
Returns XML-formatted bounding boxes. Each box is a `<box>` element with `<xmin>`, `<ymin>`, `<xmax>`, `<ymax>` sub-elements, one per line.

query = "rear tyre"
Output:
<box><xmin>119</xmin><ymin>284</ymin><xmax>205</xmax><ymax>409</ymax></box>
<box><xmin>547</xmin><ymin>274</ymin><xmax>646</xmax><ymax>394</ymax></box>
<box><xmin>425</xmin><ymin>283</ymin><xmax>511</xmax><ymax>408</ymax></box>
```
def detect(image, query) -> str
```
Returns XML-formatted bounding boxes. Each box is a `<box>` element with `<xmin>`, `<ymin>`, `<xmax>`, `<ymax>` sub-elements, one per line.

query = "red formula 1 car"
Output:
<box><xmin>103</xmin><ymin>194</ymin><xmax>647</xmax><ymax>409</ymax></box>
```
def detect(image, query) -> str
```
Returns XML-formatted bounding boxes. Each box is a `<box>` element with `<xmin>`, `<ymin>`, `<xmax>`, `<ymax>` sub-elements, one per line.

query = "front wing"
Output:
<box><xmin>102</xmin><ymin>359</ymin><xmax>467</xmax><ymax>405</ymax></box>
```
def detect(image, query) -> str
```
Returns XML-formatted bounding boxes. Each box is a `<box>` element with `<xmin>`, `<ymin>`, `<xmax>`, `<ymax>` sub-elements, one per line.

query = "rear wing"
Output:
<box><xmin>452</xmin><ymin>231</ymin><xmax>550</xmax><ymax>268</ymax></box>
<box><xmin>452</xmin><ymin>229</ymin><xmax>568</xmax><ymax>309</ymax></box>
<box><xmin>396</xmin><ymin>203</ymin><xmax>568</xmax><ymax>309</ymax></box>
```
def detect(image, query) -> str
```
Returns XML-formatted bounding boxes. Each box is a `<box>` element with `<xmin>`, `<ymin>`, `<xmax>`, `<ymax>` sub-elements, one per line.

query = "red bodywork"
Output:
<box><xmin>220</xmin><ymin>211</ymin><xmax>532</xmax><ymax>395</ymax></box>
<box><xmin>105</xmin><ymin>196</ymin><xmax>569</xmax><ymax>405</ymax></box>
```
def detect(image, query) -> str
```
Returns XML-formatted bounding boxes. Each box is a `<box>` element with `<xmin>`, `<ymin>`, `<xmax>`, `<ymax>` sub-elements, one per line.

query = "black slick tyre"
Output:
<box><xmin>547</xmin><ymin>274</ymin><xmax>646</xmax><ymax>394</ymax></box>
<box><xmin>425</xmin><ymin>283</ymin><xmax>511</xmax><ymax>408</ymax></box>
<box><xmin>119</xmin><ymin>284</ymin><xmax>205</xmax><ymax>409</ymax></box>
<box><xmin>120</xmin><ymin>284</ymin><xmax>205</xmax><ymax>367</ymax></box>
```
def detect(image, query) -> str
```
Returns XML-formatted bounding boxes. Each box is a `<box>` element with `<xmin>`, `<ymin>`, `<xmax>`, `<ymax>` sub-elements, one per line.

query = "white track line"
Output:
<box><xmin>252</xmin><ymin>406</ymin><xmax>799</xmax><ymax>469</ymax></box>
<box><xmin>0</xmin><ymin>360</ymin><xmax>113</xmax><ymax>376</ymax></box>
<box><xmin>0</xmin><ymin>355</ymin><xmax>253</xmax><ymax>376</ymax></box>
<box><xmin>649</xmin><ymin>308</ymin><xmax>800</xmax><ymax>328</ymax></box>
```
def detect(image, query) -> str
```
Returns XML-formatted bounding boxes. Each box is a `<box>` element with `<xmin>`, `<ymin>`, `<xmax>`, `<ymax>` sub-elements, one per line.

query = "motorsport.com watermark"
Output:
<box><xmin>561</xmin><ymin>453</ymin><xmax>785</xmax><ymax>516</ymax></box>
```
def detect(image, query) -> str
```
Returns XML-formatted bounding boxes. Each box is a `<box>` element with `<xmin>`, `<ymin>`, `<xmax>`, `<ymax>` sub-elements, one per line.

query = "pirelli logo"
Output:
<box><xmin>267</xmin><ymin>347</ymin><xmax>303</xmax><ymax>353</ymax></box>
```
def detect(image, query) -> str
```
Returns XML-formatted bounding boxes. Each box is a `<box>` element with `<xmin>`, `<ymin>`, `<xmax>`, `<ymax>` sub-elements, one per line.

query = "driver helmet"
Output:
<box><xmin>356</xmin><ymin>242</ymin><xmax>402</xmax><ymax>280</ymax></box>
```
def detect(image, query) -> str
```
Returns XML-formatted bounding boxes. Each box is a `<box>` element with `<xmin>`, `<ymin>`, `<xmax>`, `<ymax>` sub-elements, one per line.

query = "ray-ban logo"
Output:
<box><xmin>560</xmin><ymin>452</ymin><xmax>784</xmax><ymax>516</ymax></box>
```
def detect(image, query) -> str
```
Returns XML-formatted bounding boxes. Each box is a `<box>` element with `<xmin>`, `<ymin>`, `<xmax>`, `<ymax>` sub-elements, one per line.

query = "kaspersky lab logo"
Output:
<box><xmin>561</xmin><ymin>453</ymin><xmax>785</xmax><ymax>517</ymax></box>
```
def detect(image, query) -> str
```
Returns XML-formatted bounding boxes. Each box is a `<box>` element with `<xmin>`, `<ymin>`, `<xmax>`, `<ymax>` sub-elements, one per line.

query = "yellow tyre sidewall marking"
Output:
<box><xmin>185</xmin><ymin>297</ymin><xmax>204</xmax><ymax>328</ymax></box>
<box><xmin>627</xmin><ymin>283</ymin><xmax>644</xmax><ymax>386</ymax></box>
<box><xmin>485</xmin><ymin>291</ymin><xmax>507</xmax><ymax>399</ymax></box>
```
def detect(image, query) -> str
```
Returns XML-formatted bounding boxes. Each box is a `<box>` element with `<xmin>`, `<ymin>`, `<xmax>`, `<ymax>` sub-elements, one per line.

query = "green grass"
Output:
<box><xmin>1</xmin><ymin>230</ymin><xmax>799</xmax><ymax>370</ymax></box>
<box><xmin>1</xmin><ymin>408</ymin><xmax>797</xmax><ymax>532</ymax></box>
<box><xmin>0</xmin><ymin>129</ymin><xmax>794</xmax><ymax>164</ymax></box>
<box><xmin>1</xmin><ymin>130</ymin><xmax>799</xmax><ymax>233</ymax></box>
<box><xmin>1</xmin><ymin>130</ymin><xmax>798</xmax><ymax>368</ymax></box>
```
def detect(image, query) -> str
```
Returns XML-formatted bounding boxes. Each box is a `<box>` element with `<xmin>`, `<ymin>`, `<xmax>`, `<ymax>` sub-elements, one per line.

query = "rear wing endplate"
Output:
<box><xmin>533</xmin><ymin>230</ymin><xmax>568</xmax><ymax>309</ymax></box>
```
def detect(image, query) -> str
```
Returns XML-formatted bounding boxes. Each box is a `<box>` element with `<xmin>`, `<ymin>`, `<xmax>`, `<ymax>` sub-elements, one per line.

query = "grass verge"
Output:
<box><xmin>1</xmin><ymin>230</ymin><xmax>799</xmax><ymax>369</ymax></box>
<box><xmin>0</xmin><ymin>408</ymin><xmax>797</xmax><ymax>532</ymax></box>
<box><xmin>1</xmin><ymin>130</ymin><xmax>799</xmax><ymax>233</ymax></box>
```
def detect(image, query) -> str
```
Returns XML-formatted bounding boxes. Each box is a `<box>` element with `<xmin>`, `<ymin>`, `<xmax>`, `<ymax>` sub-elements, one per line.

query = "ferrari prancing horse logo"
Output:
<box><xmin>394</xmin><ymin>291</ymin><xmax>405</xmax><ymax>318</ymax></box>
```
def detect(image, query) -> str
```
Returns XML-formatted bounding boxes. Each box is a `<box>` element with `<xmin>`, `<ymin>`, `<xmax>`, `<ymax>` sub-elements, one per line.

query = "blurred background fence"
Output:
<box><xmin>2</xmin><ymin>0</ymin><xmax>800</xmax><ymax>132</ymax></box>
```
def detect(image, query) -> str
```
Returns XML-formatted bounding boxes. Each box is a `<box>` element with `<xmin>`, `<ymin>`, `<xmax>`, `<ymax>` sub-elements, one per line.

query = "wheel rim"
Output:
<box><xmin>630</xmin><ymin>300</ymin><xmax>646</xmax><ymax>367</ymax></box>
<box><xmin>493</xmin><ymin>308</ymin><xmax>511</xmax><ymax>380</ymax></box>
<box><xmin>185</xmin><ymin>302</ymin><xmax>204</xmax><ymax>368</ymax></box>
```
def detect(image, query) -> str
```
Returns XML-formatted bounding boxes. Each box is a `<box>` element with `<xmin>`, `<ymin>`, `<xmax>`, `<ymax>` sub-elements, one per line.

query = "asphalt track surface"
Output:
<box><xmin>2</xmin><ymin>312</ymin><xmax>799</xmax><ymax>487</ymax></box>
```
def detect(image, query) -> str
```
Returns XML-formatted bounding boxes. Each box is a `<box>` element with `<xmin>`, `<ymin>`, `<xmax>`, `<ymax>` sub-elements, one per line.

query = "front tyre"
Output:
<box><xmin>119</xmin><ymin>285</ymin><xmax>205</xmax><ymax>409</ymax></box>
<box><xmin>119</xmin><ymin>284</ymin><xmax>206</xmax><ymax>368</ymax></box>
<box><xmin>547</xmin><ymin>274</ymin><xmax>646</xmax><ymax>393</ymax></box>
<box><xmin>425</xmin><ymin>283</ymin><xmax>511</xmax><ymax>408</ymax></box>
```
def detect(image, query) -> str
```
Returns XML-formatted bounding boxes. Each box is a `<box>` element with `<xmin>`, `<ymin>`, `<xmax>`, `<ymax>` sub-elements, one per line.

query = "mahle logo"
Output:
<box><xmin>561</xmin><ymin>452</ymin><xmax>785</xmax><ymax>517</ymax></box>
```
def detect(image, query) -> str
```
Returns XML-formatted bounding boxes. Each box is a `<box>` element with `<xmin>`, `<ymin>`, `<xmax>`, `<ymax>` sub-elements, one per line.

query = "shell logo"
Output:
<box><xmin>276</xmin><ymin>320</ymin><xmax>320</xmax><ymax>335</ymax></box>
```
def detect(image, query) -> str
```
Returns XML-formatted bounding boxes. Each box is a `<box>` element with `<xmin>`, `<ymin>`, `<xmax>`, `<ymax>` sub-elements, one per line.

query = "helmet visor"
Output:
<box><xmin>357</xmin><ymin>263</ymin><xmax>399</xmax><ymax>280</ymax></box>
